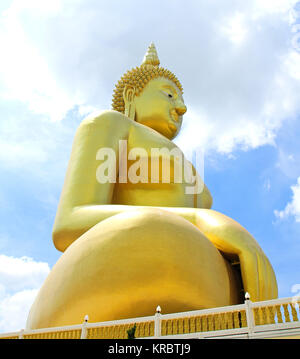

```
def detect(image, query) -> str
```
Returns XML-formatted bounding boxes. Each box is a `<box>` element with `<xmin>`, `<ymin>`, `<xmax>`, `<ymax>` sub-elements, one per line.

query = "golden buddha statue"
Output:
<box><xmin>26</xmin><ymin>43</ymin><xmax>278</xmax><ymax>329</ymax></box>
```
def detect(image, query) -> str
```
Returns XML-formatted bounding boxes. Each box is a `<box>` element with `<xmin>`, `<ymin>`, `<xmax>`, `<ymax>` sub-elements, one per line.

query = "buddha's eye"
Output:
<box><xmin>162</xmin><ymin>90</ymin><xmax>174</xmax><ymax>99</ymax></box>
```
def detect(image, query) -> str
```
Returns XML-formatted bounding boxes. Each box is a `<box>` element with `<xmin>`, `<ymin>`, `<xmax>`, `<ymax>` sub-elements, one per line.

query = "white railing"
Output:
<box><xmin>0</xmin><ymin>295</ymin><xmax>299</xmax><ymax>339</ymax></box>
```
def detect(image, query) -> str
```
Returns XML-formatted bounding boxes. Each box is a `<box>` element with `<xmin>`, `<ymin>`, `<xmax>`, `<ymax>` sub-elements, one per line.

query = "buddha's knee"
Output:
<box><xmin>26</xmin><ymin>208</ymin><xmax>240</xmax><ymax>329</ymax></box>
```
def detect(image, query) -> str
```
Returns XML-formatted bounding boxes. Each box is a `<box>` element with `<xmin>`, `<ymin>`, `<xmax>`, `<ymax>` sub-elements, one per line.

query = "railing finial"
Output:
<box><xmin>245</xmin><ymin>292</ymin><xmax>251</xmax><ymax>301</ymax></box>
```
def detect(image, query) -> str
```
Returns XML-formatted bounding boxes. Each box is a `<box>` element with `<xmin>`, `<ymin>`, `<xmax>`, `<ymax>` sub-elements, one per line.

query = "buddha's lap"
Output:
<box><xmin>26</xmin><ymin>208</ymin><xmax>241</xmax><ymax>329</ymax></box>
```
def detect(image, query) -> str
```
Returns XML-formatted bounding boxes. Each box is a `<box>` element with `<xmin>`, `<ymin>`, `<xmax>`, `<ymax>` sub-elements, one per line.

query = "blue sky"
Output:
<box><xmin>0</xmin><ymin>0</ymin><xmax>300</xmax><ymax>332</ymax></box>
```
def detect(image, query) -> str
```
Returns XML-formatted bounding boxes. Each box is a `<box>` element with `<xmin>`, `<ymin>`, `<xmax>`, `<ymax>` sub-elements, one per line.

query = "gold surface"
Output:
<box><xmin>26</xmin><ymin>43</ymin><xmax>278</xmax><ymax>329</ymax></box>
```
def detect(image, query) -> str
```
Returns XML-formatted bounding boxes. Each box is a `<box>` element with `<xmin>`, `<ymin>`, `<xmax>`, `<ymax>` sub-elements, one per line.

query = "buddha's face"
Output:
<box><xmin>133</xmin><ymin>77</ymin><xmax>187</xmax><ymax>140</ymax></box>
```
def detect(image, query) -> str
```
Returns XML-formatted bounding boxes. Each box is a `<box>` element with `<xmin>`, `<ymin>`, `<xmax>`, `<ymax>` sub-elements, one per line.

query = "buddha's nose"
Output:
<box><xmin>175</xmin><ymin>100</ymin><xmax>187</xmax><ymax>116</ymax></box>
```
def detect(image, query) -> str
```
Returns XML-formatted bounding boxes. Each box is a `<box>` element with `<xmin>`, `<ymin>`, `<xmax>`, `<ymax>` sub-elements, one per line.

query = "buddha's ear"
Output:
<box><xmin>123</xmin><ymin>85</ymin><xmax>136</xmax><ymax>121</ymax></box>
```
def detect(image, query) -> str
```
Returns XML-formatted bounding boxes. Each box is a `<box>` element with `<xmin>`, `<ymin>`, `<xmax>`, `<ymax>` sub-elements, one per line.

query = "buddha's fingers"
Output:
<box><xmin>257</xmin><ymin>252</ymin><xmax>278</xmax><ymax>300</ymax></box>
<box><xmin>256</xmin><ymin>251</ymin><xmax>268</xmax><ymax>301</ymax></box>
<box><xmin>265</xmin><ymin>256</ymin><xmax>278</xmax><ymax>299</ymax></box>
<box><xmin>239</xmin><ymin>250</ymin><xmax>260</xmax><ymax>302</ymax></box>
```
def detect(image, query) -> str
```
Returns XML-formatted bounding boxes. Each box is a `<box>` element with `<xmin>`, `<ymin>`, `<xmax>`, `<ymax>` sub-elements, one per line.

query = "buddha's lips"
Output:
<box><xmin>168</xmin><ymin>122</ymin><xmax>177</xmax><ymax>133</ymax></box>
<box><xmin>170</xmin><ymin>110</ymin><xmax>179</xmax><ymax>123</ymax></box>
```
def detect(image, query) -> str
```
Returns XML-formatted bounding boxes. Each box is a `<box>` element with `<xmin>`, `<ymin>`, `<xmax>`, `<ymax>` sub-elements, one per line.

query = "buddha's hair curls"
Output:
<box><xmin>111</xmin><ymin>64</ymin><xmax>183</xmax><ymax>114</ymax></box>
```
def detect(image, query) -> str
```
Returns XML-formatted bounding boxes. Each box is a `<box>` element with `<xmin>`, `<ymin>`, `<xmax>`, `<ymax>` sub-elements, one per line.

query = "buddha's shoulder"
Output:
<box><xmin>77</xmin><ymin>110</ymin><xmax>172</xmax><ymax>146</ymax></box>
<box><xmin>79</xmin><ymin>110</ymin><xmax>133</xmax><ymax>131</ymax></box>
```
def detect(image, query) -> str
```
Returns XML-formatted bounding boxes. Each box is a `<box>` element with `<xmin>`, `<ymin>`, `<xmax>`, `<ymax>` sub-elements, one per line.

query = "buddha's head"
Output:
<box><xmin>112</xmin><ymin>43</ymin><xmax>187</xmax><ymax>140</ymax></box>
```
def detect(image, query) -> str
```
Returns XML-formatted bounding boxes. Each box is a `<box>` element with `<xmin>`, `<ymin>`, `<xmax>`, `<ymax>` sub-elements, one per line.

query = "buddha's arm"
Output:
<box><xmin>196</xmin><ymin>182</ymin><xmax>213</xmax><ymax>209</ymax></box>
<box><xmin>53</xmin><ymin>111</ymin><xmax>133</xmax><ymax>251</ymax></box>
<box><xmin>192</xmin><ymin>209</ymin><xmax>278</xmax><ymax>302</ymax></box>
<box><xmin>156</xmin><ymin>206</ymin><xmax>278</xmax><ymax>301</ymax></box>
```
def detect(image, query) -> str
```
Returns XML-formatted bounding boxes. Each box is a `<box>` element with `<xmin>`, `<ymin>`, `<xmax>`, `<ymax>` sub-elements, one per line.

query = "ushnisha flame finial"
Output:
<box><xmin>142</xmin><ymin>42</ymin><xmax>160</xmax><ymax>67</ymax></box>
<box><xmin>112</xmin><ymin>43</ymin><xmax>183</xmax><ymax>113</ymax></box>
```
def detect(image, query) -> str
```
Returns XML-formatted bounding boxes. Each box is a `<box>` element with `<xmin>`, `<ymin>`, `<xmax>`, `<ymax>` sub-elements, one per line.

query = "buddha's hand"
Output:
<box><xmin>194</xmin><ymin>209</ymin><xmax>278</xmax><ymax>302</ymax></box>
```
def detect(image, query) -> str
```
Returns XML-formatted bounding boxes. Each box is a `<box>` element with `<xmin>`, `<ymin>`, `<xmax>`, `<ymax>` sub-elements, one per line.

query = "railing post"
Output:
<box><xmin>80</xmin><ymin>315</ymin><xmax>89</xmax><ymax>339</ymax></box>
<box><xmin>154</xmin><ymin>306</ymin><xmax>162</xmax><ymax>338</ymax></box>
<box><xmin>18</xmin><ymin>329</ymin><xmax>24</xmax><ymax>339</ymax></box>
<box><xmin>244</xmin><ymin>292</ymin><xmax>255</xmax><ymax>338</ymax></box>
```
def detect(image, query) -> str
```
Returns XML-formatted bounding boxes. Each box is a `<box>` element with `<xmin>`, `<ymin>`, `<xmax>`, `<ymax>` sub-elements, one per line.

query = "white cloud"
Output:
<box><xmin>253</xmin><ymin>0</ymin><xmax>298</xmax><ymax>17</ymax></box>
<box><xmin>0</xmin><ymin>255</ymin><xmax>49</xmax><ymax>292</ymax></box>
<box><xmin>220</xmin><ymin>12</ymin><xmax>249</xmax><ymax>45</ymax></box>
<box><xmin>264</xmin><ymin>178</ymin><xmax>271</xmax><ymax>191</ymax></box>
<box><xmin>0</xmin><ymin>255</ymin><xmax>50</xmax><ymax>333</ymax></box>
<box><xmin>0</xmin><ymin>105</ymin><xmax>80</xmax><ymax>197</ymax></box>
<box><xmin>0</xmin><ymin>6</ymin><xmax>78</xmax><ymax>122</ymax></box>
<box><xmin>0</xmin><ymin>289</ymin><xmax>39</xmax><ymax>333</ymax></box>
<box><xmin>274</xmin><ymin>176</ymin><xmax>300</xmax><ymax>222</ymax></box>
<box><xmin>0</xmin><ymin>0</ymin><xmax>299</xmax><ymax>158</ymax></box>
<box><xmin>275</xmin><ymin>148</ymin><xmax>300</xmax><ymax>179</ymax></box>
<box><xmin>0</xmin><ymin>0</ymin><xmax>299</xmax><ymax>174</ymax></box>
